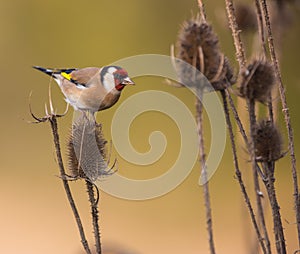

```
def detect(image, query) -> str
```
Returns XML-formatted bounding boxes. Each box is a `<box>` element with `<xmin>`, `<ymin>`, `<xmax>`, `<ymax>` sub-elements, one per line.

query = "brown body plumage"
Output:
<box><xmin>34</xmin><ymin>65</ymin><xmax>135</xmax><ymax>113</ymax></box>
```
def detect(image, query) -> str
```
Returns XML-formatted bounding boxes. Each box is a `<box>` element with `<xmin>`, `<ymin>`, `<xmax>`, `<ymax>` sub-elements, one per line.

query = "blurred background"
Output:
<box><xmin>0</xmin><ymin>0</ymin><xmax>299</xmax><ymax>253</ymax></box>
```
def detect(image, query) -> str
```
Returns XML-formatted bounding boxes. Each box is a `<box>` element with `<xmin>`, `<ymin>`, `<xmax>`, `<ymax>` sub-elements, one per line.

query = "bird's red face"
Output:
<box><xmin>100</xmin><ymin>66</ymin><xmax>135</xmax><ymax>92</ymax></box>
<box><xmin>113</xmin><ymin>68</ymin><xmax>135</xmax><ymax>91</ymax></box>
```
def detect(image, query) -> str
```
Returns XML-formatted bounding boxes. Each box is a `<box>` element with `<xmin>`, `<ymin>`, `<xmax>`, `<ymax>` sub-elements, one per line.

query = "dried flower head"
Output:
<box><xmin>235</xmin><ymin>3</ymin><xmax>257</xmax><ymax>32</ymax></box>
<box><xmin>254</xmin><ymin>120</ymin><xmax>283</xmax><ymax>162</ymax></box>
<box><xmin>239</xmin><ymin>59</ymin><xmax>276</xmax><ymax>103</ymax></box>
<box><xmin>67</xmin><ymin>114</ymin><xmax>113</xmax><ymax>182</ymax></box>
<box><xmin>175</xmin><ymin>16</ymin><xmax>235</xmax><ymax>91</ymax></box>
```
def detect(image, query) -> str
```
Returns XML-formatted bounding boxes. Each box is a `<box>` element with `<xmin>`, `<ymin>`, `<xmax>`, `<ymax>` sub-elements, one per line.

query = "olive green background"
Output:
<box><xmin>1</xmin><ymin>0</ymin><xmax>299</xmax><ymax>253</ymax></box>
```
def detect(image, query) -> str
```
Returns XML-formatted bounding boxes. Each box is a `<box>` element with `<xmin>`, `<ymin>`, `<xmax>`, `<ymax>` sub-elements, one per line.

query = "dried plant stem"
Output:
<box><xmin>197</xmin><ymin>0</ymin><xmax>206</xmax><ymax>21</ymax></box>
<box><xmin>226</xmin><ymin>91</ymin><xmax>249</xmax><ymax>147</ymax></box>
<box><xmin>196</xmin><ymin>91</ymin><xmax>216</xmax><ymax>254</ymax></box>
<box><xmin>253</xmin><ymin>0</ymin><xmax>276</xmax><ymax>124</ymax></box>
<box><xmin>86</xmin><ymin>180</ymin><xmax>102</xmax><ymax>254</ymax></box>
<box><xmin>49</xmin><ymin>116</ymin><xmax>92</xmax><ymax>254</ymax></box>
<box><xmin>221</xmin><ymin>90</ymin><xmax>268</xmax><ymax>254</ymax></box>
<box><xmin>226</xmin><ymin>91</ymin><xmax>271</xmax><ymax>252</ymax></box>
<box><xmin>254</xmin><ymin>0</ymin><xmax>267</xmax><ymax>56</ymax></box>
<box><xmin>259</xmin><ymin>0</ymin><xmax>300</xmax><ymax>245</ymax></box>
<box><xmin>267</xmin><ymin>96</ymin><xmax>275</xmax><ymax>123</ymax></box>
<box><xmin>247</xmin><ymin>99</ymin><xmax>270</xmax><ymax>254</ymax></box>
<box><xmin>224</xmin><ymin>0</ymin><xmax>246</xmax><ymax>71</ymax></box>
<box><xmin>264</xmin><ymin>162</ymin><xmax>287</xmax><ymax>254</ymax></box>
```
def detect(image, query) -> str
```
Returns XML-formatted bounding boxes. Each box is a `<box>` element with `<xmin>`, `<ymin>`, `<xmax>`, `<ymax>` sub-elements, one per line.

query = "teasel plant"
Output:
<box><xmin>169</xmin><ymin>1</ymin><xmax>266</xmax><ymax>253</ymax></box>
<box><xmin>29</xmin><ymin>87</ymin><xmax>115</xmax><ymax>254</ymax></box>
<box><xmin>169</xmin><ymin>0</ymin><xmax>299</xmax><ymax>253</ymax></box>
<box><xmin>225</xmin><ymin>0</ymin><xmax>299</xmax><ymax>252</ymax></box>
<box><xmin>238</xmin><ymin>57</ymin><xmax>287</xmax><ymax>254</ymax></box>
<box><xmin>229</xmin><ymin>0</ymin><xmax>299</xmax><ymax>252</ymax></box>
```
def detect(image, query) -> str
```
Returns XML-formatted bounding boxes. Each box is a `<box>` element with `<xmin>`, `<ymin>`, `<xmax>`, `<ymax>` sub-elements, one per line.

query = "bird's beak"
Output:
<box><xmin>122</xmin><ymin>77</ymin><xmax>135</xmax><ymax>85</ymax></box>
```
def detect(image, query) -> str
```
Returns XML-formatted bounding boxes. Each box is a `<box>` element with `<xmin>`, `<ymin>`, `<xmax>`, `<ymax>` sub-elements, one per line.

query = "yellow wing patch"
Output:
<box><xmin>61</xmin><ymin>72</ymin><xmax>72</xmax><ymax>81</ymax></box>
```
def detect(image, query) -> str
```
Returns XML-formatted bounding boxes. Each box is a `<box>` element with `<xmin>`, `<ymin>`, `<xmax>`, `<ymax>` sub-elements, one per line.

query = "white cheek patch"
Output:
<box><xmin>108</xmin><ymin>67</ymin><xmax>117</xmax><ymax>74</ymax></box>
<box><xmin>103</xmin><ymin>68</ymin><xmax>117</xmax><ymax>92</ymax></box>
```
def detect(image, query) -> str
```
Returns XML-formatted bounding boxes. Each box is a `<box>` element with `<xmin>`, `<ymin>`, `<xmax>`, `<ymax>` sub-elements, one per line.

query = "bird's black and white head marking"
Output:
<box><xmin>100</xmin><ymin>66</ymin><xmax>130</xmax><ymax>92</ymax></box>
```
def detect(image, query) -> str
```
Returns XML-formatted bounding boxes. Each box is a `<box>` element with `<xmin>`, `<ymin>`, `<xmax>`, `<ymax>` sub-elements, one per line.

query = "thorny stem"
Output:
<box><xmin>197</xmin><ymin>0</ymin><xmax>207</xmax><ymax>22</ymax></box>
<box><xmin>226</xmin><ymin>91</ymin><xmax>249</xmax><ymax>148</ymax></box>
<box><xmin>253</xmin><ymin>0</ymin><xmax>275</xmax><ymax>125</ymax></box>
<box><xmin>260</xmin><ymin>0</ymin><xmax>300</xmax><ymax>245</ymax></box>
<box><xmin>227</xmin><ymin>91</ymin><xmax>267</xmax><ymax>177</ymax></box>
<box><xmin>221</xmin><ymin>90</ymin><xmax>268</xmax><ymax>254</ymax></box>
<box><xmin>49</xmin><ymin>116</ymin><xmax>92</xmax><ymax>254</ymax></box>
<box><xmin>263</xmin><ymin>162</ymin><xmax>287</xmax><ymax>254</ymax></box>
<box><xmin>224</xmin><ymin>0</ymin><xmax>246</xmax><ymax>71</ymax></box>
<box><xmin>254</xmin><ymin>0</ymin><xmax>267</xmax><ymax>56</ymax></box>
<box><xmin>86</xmin><ymin>180</ymin><xmax>102</xmax><ymax>254</ymax></box>
<box><xmin>196</xmin><ymin>90</ymin><xmax>216</xmax><ymax>254</ymax></box>
<box><xmin>247</xmin><ymin>98</ymin><xmax>270</xmax><ymax>254</ymax></box>
<box><xmin>267</xmin><ymin>95</ymin><xmax>275</xmax><ymax>124</ymax></box>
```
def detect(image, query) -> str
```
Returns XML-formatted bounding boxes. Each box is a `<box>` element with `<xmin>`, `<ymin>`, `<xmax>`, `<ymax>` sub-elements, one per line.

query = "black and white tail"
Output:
<box><xmin>33</xmin><ymin>66</ymin><xmax>76</xmax><ymax>77</ymax></box>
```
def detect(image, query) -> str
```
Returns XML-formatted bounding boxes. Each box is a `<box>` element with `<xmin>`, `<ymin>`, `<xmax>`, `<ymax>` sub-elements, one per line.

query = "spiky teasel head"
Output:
<box><xmin>254</xmin><ymin>120</ymin><xmax>283</xmax><ymax>162</ymax></box>
<box><xmin>174</xmin><ymin>16</ymin><xmax>235</xmax><ymax>91</ymax></box>
<box><xmin>239</xmin><ymin>59</ymin><xmax>276</xmax><ymax>103</ymax></box>
<box><xmin>67</xmin><ymin>114</ymin><xmax>112</xmax><ymax>182</ymax></box>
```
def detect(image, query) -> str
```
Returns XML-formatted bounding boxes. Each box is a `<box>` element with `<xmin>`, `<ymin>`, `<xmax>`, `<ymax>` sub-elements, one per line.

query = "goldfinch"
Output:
<box><xmin>33</xmin><ymin>66</ymin><xmax>135</xmax><ymax>112</ymax></box>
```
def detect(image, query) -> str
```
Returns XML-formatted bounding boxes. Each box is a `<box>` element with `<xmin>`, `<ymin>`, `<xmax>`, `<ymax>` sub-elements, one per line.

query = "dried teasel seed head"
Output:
<box><xmin>239</xmin><ymin>59</ymin><xmax>276</xmax><ymax>103</ymax></box>
<box><xmin>235</xmin><ymin>3</ymin><xmax>257</xmax><ymax>32</ymax></box>
<box><xmin>175</xmin><ymin>16</ymin><xmax>235</xmax><ymax>91</ymax></box>
<box><xmin>67</xmin><ymin>114</ymin><xmax>110</xmax><ymax>181</ymax></box>
<box><xmin>254</xmin><ymin>120</ymin><xmax>283</xmax><ymax>162</ymax></box>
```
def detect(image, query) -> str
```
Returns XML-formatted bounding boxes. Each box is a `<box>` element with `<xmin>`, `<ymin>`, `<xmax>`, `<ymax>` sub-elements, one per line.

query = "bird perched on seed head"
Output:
<box><xmin>33</xmin><ymin>66</ymin><xmax>135</xmax><ymax>113</ymax></box>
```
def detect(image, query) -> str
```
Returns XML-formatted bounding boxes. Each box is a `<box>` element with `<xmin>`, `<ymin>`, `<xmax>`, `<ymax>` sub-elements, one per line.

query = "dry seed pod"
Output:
<box><xmin>67</xmin><ymin>114</ymin><xmax>111</xmax><ymax>181</ymax></box>
<box><xmin>254</xmin><ymin>120</ymin><xmax>283</xmax><ymax>162</ymax></box>
<box><xmin>239</xmin><ymin>59</ymin><xmax>276</xmax><ymax>103</ymax></box>
<box><xmin>175</xmin><ymin>16</ymin><xmax>235</xmax><ymax>90</ymax></box>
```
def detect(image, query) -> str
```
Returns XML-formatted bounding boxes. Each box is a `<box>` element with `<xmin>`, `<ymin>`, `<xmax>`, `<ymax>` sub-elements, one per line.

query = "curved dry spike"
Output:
<box><xmin>102</xmin><ymin>159</ymin><xmax>116</xmax><ymax>175</ymax></box>
<box><xmin>48</xmin><ymin>82</ymin><xmax>54</xmax><ymax>114</ymax></box>
<box><xmin>198</xmin><ymin>46</ymin><xmax>205</xmax><ymax>74</ymax></box>
<box><xmin>164</xmin><ymin>78</ymin><xmax>183</xmax><ymax>87</ymax></box>
<box><xmin>56</xmin><ymin>174</ymin><xmax>79</xmax><ymax>181</ymax></box>
<box><xmin>55</xmin><ymin>102</ymin><xmax>70</xmax><ymax>118</ymax></box>
<box><xmin>28</xmin><ymin>91</ymin><xmax>48</xmax><ymax>123</ymax></box>
<box><xmin>170</xmin><ymin>44</ymin><xmax>176</xmax><ymax>70</ymax></box>
<box><xmin>256</xmin><ymin>163</ymin><xmax>267</xmax><ymax>182</ymax></box>
<box><xmin>109</xmin><ymin>158</ymin><xmax>118</xmax><ymax>174</ymax></box>
<box><xmin>106</xmin><ymin>140</ymin><xmax>113</xmax><ymax>165</ymax></box>
<box><xmin>210</xmin><ymin>54</ymin><xmax>225</xmax><ymax>83</ymax></box>
<box><xmin>242</xmin><ymin>60</ymin><xmax>261</xmax><ymax>95</ymax></box>
<box><xmin>77</xmin><ymin>120</ymin><xmax>87</xmax><ymax>173</ymax></box>
<box><xmin>45</xmin><ymin>103</ymin><xmax>49</xmax><ymax>116</ymax></box>
<box><xmin>166</xmin><ymin>44</ymin><xmax>183</xmax><ymax>87</ymax></box>
<box><xmin>197</xmin><ymin>0</ymin><xmax>207</xmax><ymax>22</ymax></box>
<box><xmin>63</xmin><ymin>103</ymin><xmax>70</xmax><ymax>115</ymax></box>
<box><xmin>192</xmin><ymin>50</ymin><xmax>198</xmax><ymax>82</ymax></box>
<box><xmin>92</xmin><ymin>183</ymin><xmax>100</xmax><ymax>206</ymax></box>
